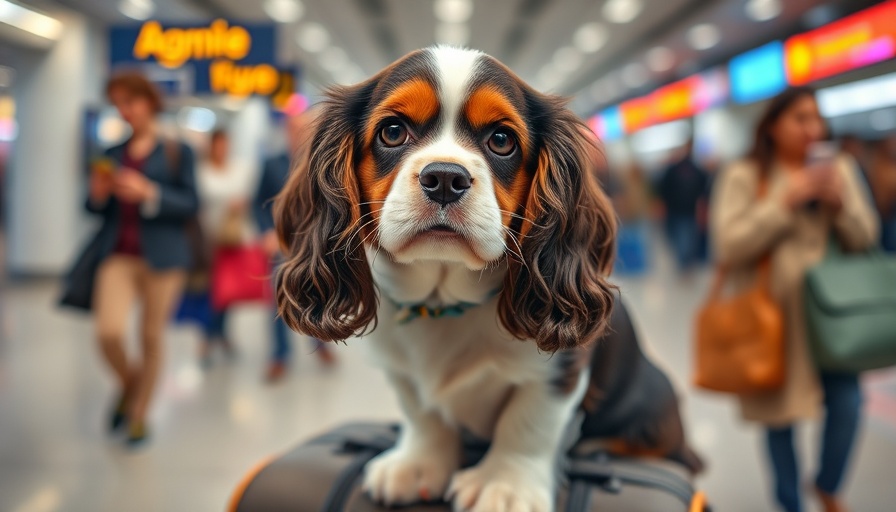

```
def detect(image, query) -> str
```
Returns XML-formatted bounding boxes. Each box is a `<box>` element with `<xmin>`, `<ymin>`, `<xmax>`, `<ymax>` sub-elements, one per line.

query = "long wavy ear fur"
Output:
<box><xmin>274</xmin><ymin>82</ymin><xmax>378</xmax><ymax>342</ymax></box>
<box><xmin>498</xmin><ymin>93</ymin><xmax>617</xmax><ymax>352</ymax></box>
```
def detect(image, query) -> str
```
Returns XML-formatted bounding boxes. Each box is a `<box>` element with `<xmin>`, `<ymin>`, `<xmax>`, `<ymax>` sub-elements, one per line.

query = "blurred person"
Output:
<box><xmin>839</xmin><ymin>135</ymin><xmax>869</xmax><ymax>178</ymax></box>
<box><xmin>657</xmin><ymin>139</ymin><xmax>709</xmax><ymax>273</ymax></box>
<box><xmin>254</xmin><ymin>107</ymin><xmax>335</xmax><ymax>382</ymax></box>
<box><xmin>87</xmin><ymin>71</ymin><xmax>198</xmax><ymax>446</ymax></box>
<box><xmin>869</xmin><ymin>137</ymin><xmax>896</xmax><ymax>252</ymax></box>
<box><xmin>195</xmin><ymin>128</ymin><xmax>256</xmax><ymax>365</ymax></box>
<box><xmin>710</xmin><ymin>87</ymin><xmax>878</xmax><ymax>512</ymax></box>
<box><xmin>613</xmin><ymin>162</ymin><xmax>652</xmax><ymax>274</ymax></box>
<box><xmin>616</xmin><ymin>162</ymin><xmax>652</xmax><ymax>224</ymax></box>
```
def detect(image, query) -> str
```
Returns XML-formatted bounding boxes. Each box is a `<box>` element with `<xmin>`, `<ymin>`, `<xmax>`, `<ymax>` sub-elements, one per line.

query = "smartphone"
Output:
<box><xmin>91</xmin><ymin>156</ymin><xmax>118</xmax><ymax>176</ymax></box>
<box><xmin>805</xmin><ymin>141</ymin><xmax>837</xmax><ymax>211</ymax></box>
<box><xmin>806</xmin><ymin>141</ymin><xmax>837</xmax><ymax>173</ymax></box>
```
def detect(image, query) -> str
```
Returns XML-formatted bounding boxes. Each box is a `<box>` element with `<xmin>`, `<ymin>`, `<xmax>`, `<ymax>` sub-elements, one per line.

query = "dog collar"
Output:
<box><xmin>391</xmin><ymin>288</ymin><xmax>501</xmax><ymax>325</ymax></box>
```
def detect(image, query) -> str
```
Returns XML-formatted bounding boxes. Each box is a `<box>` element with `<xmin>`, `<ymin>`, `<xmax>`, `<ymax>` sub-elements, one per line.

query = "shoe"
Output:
<box><xmin>316</xmin><ymin>345</ymin><xmax>337</xmax><ymax>367</ymax></box>
<box><xmin>311</xmin><ymin>338</ymin><xmax>337</xmax><ymax>367</ymax></box>
<box><xmin>125</xmin><ymin>421</ymin><xmax>150</xmax><ymax>448</ymax></box>
<box><xmin>221</xmin><ymin>339</ymin><xmax>238</xmax><ymax>361</ymax></box>
<box><xmin>265</xmin><ymin>361</ymin><xmax>287</xmax><ymax>383</ymax></box>
<box><xmin>199</xmin><ymin>343</ymin><xmax>214</xmax><ymax>369</ymax></box>
<box><xmin>108</xmin><ymin>393</ymin><xmax>128</xmax><ymax>433</ymax></box>
<box><xmin>815</xmin><ymin>486</ymin><xmax>848</xmax><ymax>512</ymax></box>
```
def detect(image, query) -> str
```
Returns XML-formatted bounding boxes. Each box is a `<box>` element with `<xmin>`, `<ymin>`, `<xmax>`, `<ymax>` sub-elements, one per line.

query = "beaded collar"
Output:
<box><xmin>390</xmin><ymin>288</ymin><xmax>502</xmax><ymax>325</ymax></box>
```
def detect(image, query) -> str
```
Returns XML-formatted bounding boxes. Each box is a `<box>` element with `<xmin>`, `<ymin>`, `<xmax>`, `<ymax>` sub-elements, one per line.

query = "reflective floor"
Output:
<box><xmin>1</xmin><ymin>235</ymin><xmax>895</xmax><ymax>512</ymax></box>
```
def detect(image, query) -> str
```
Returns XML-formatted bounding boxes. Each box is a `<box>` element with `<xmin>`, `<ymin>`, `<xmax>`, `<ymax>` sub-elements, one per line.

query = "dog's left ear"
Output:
<box><xmin>499</xmin><ymin>94</ymin><xmax>617</xmax><ymax>352</ymax></box>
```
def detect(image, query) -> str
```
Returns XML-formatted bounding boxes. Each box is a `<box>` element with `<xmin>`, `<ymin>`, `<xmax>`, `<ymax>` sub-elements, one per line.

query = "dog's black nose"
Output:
<box><xmin>419</xmin><ymin>162</ymin><xmax>471</xmax><ymax>207</ymax></box>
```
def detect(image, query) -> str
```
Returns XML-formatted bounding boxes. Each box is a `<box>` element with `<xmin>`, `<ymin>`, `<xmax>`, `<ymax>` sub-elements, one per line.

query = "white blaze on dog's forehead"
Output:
<box><xmin>427</xmin><ymin>45</ymin><xmax>482</xmax><ymax>128</ymax></box>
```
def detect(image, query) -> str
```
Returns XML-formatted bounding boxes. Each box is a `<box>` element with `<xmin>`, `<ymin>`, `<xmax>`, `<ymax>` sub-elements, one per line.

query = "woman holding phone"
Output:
<box><xmin>87</xmin><ymin>71</ymin><xmax>197</xmax><ymax>447</ymax></box>
<box><xmin>709</xmin><ymin>87</ymin><xmax>878</xmax><ymax>512</ymax></box>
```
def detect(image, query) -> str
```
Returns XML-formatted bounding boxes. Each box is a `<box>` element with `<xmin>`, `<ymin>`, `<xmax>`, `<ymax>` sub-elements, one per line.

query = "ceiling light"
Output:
<box><xmin>590</xmin><ymin>80</ymin><xmax>608</xmax><ymax>101</ymax></box>
<box><xmin>0</xmin><ymin>66</ymin><xmax>12</xmax><ymax>88</ymax></box>
<box><xmin>589</xmin><ymin>72</ymin><xmax>623</xmax><ymax>102</ymax></box>
<box><xmin>553</xmin><ymin>46</ymin><xmax>583</xmax><ymax>73</ymax></box>
<box><xmin>263</xmin><ymin>0</ymin><xmax>304</xmax><ymax>24</ymax></box>
<box><xmin>574</xmin><ymin>22</ymin><xmax>608</xmax><ymax>53</ymax></box>
<box><xmin>319</xmin><ymin>47</ymin><xmax>348</xmax><ymax>72</ymax></box>
<box><xmin>745</xmin><ymin>0</ymin><xmax>782</xmax><ymax>22</ymax></box>
<box><xmin>117</xmin><ymin>0</ymin><xmax>154</xmax><ymax>21</ymax></box>
<box><xmin>602</xmin><ymin>0</ymin><xmax>642</xmax><ymax>24</ymax></box>
<box><xmin>297</xmin><ymin>22</ymin><xmax>330</xmax><ymax>53</ymax></box>
<box><xmin>537</xmin><ymin>64</ymin><xmax>564</xmax><ymax>91</ymax></box>
<box><xmin>621</xmin><ymin>62</ymin><xmax>648</xmax><ymax>88</ymax></box>
<box><xmin>434</xmin><ymin>0</ymin><xmax>473</xmax><ymax>23</ymax></box>
<box><xmin>687</xmin><ymin>23</ymin><xmax>720</xmax><ymax>51</ymax></box>
<box><xmin>435</xmin><ymin>22</ymin><xmax>469</xmax><ymax>46</ymax></box>
<box><xmin>0</xmin><ymin>0</ymin><xmax>64</xmax><ymax>39</ymax></box>
<box><xmin>334</xmin><ymin>64</ymin><xmax>366</xmax><ymax>85</ymax></box>
<box><xmin>646</xmin><ymin>46</ymin><xmax>675</xmax><ymax>72</ymax></box>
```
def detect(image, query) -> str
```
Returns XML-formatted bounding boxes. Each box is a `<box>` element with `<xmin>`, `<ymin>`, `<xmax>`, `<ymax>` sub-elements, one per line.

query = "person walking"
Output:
<box><xmin>87</xmin><ymin>71</ymin><xmax>198</xmax><ymax>446</ymax></box>
<box><xmin>195</xmin><ymin>128</ymin><xmax>256</xmax><ymax>365</ymax></box>
<box><xmin>868</xmin><ymin>137</ymin><xmax>896</xmax><ymax>252</ymax></box>
<box><xmin>709</xmin><ymin>87</ymin><xmax>878</xmax><ymax>512</ymax></box>
<box><xmin>657</xmin><ymin>139</ymin><xmax>709</xmax><ymax>273</ymax></box>
<box><xmin>254</xmin><ymin>109</ymin><xmax>335</xmax><ymax>382</ymax></box>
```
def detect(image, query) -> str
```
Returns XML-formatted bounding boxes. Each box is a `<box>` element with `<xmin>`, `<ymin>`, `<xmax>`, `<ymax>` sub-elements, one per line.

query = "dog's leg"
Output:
<box><xmin>447</xmin><ymin>373</ymin><xmax>588</xmax><ymax>512</ymax></box>
<box><xmin>363</xmin><ymin>373</ymin><xmax>461</xmax><ymax>506</ymax></box>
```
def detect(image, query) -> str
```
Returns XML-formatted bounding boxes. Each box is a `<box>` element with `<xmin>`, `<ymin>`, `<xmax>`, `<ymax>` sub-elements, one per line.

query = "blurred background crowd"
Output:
<box><xmin>1</xmin><ymin>0</ymin><xmax>896</xmax><ymax>511</ymax></box>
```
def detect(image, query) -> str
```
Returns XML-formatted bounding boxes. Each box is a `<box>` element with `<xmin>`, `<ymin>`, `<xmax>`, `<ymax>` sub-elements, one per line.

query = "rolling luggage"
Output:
<box><xmin>230</xmin><ymin>422</ymin><xmax>708</xmax><ymax>512</ymax></box>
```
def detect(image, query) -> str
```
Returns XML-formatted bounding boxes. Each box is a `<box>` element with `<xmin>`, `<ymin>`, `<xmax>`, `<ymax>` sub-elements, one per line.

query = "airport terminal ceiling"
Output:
<box><xmin>48</xmin><ymin>0</ymin><xmax>883</xmax><ymax>115</ymax></box>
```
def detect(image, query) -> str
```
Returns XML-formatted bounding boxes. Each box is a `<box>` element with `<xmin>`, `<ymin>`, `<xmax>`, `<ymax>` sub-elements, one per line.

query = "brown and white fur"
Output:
<box><xmin>275</xmin><ymin>46</ymin><xmax>617</xmax><ymax>512</ymax></box>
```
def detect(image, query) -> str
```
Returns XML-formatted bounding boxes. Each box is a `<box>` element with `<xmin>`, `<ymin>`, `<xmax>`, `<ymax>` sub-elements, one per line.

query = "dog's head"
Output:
<box><xmin>275</xmin><ymin>46</ymin><xmax>616</xmax><ymax>351</ymax></box>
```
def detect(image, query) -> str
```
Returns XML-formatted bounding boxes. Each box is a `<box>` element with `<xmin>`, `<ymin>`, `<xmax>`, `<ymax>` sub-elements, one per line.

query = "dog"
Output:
<box><xmin>579</xmin><ymin>295</ymin><xmax>704</xmax><ymax>474</ymax></box>
<box><xmin>274</xmin><ymin>46</ymin><xmax>697</xmax><ymax>512</ymax></box>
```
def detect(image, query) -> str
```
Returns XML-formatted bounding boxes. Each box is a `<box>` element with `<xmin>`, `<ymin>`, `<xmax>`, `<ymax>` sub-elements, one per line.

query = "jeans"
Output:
<box><xmin>665</xmin><ymin>214</ymin><xmax>699</xmax><ymax>270</ymax></box>
<box><xmin>272</xmin><ymin>311</ymin><xmax>291</xmax><ymax>363</ymax></box>
<box><xmin>205</xmin><ymin>308</ymin><xmax>228</xmax><ymax>340</ymax></box>
<box><xmin>765</xmin><ymin>372</ymin><xmax>863</xmax><ymax>512</ymax></box>
<box><xmin>881</xmin><ymin>216</ymin><xmax>896</xmax><ymax>253</ymax></box>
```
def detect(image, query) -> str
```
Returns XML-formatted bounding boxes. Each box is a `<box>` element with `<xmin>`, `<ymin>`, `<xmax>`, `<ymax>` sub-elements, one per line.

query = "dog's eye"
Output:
<box><xmin>380</xmin><ymin>123</ymin><xmax>408</xmax><ymax>147</ymax></box>
<box><xmin>487</xmin><ymin>129</ymin><xmax>516</xmax><ymax>156</ymax></box>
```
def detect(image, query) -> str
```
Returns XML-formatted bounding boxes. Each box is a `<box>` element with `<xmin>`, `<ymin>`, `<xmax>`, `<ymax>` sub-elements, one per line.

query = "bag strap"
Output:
<box><xmin>566</xmin><ymin>456</ymin><xmax>699</xmax><ymax>508</ymax></box>
<box><xmin>707</xmin><ymin>166</ymin><xmax>773</xmax><ymax>300</ymax></box>
<box><xmin>320</xmin><ymin>428</ymin><xmax>400</xmax><ymax>512</ymax></box>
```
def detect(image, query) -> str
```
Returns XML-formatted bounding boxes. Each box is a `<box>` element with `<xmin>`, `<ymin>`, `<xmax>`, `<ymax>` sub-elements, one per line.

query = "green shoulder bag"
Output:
<box><xmin>805</xmin><ymin>239</ymin><xmax>896</xmax><ymax>373</ymax></box>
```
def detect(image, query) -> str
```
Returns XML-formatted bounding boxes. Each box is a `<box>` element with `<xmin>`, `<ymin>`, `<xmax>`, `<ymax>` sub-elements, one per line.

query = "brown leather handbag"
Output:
<box><xmin>694</xmin><ymin>177</ymin><xmax>786</xmax><ymax>394</ymax></box>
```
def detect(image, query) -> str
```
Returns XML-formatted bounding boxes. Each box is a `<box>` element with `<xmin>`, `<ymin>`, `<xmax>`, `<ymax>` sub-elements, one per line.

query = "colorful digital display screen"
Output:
<box><xmin>588</xmin><ymin>0</ymin><xmax>896</xmax><ymax>136</ymax></box>
<box><xmin>729</xmin><ymin>41</ymin><xmax>787</xmax><ymax>103</ymax></box>
<box><xmin>785</xmin><ymin>1</ymin><xmax>896</xmax><ymax>85</ymax></box>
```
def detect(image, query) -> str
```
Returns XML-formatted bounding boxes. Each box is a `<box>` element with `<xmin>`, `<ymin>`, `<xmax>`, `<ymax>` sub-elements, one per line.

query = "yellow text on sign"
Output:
<box><xmin>209</xmin><ymin>60</ymin><xmax>280</xmax><ymax>97</ymax></box>
<box><xmin>133</xmin><ymin>19</ymin><xmax>251</xmax><ymax>69</ymax></box>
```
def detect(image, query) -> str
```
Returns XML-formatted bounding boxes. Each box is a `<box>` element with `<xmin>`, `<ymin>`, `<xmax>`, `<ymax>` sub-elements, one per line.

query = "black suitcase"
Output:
<box><xmin>230</xmin><ymin>422</ymin><xmax>709</xmax><ymax>512</ymax></box>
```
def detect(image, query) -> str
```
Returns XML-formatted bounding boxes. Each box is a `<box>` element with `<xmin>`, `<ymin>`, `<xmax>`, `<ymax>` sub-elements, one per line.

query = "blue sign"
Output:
<box><xmin>109</xmin><ymin>19</ymin><xmax>277</xmax><ymax>95</ymax></box>
<box><xmin>729</xmin><ymin>41</ymin><xmax>787</xmax><ymax>104</ymax></box>
<box><xmin>599</xmin><ymin>106</ymin><xmax>624</xmax><ymax>141</ymax></box>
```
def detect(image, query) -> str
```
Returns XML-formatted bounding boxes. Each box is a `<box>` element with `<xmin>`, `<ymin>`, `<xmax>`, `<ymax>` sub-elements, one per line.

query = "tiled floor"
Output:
<box><xmin>1</xmin><ymin>238</ymin><xmax>895</xmax><ymax>512</ymax></box>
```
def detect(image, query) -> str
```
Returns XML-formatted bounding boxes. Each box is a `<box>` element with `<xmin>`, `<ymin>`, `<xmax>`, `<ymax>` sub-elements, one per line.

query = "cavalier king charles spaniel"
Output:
<box><xmin>275</xmin><ymin>46</ymin><xmax>619</xmax><ymax>512</ymax></box>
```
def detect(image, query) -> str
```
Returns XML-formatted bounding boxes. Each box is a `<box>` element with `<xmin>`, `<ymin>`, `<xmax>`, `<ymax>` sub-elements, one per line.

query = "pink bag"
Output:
<box><xmin>211</xmin><ymin>245</ymin><xmax>272</xmax><ymax>311</ymax></box>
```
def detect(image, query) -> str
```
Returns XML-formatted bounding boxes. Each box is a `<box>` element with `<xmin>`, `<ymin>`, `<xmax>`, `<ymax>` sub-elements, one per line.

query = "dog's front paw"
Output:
<box><xmin>363</xmin><ymin>446</ymin><xmax>459</xmax><ymax>506</ymax></box>
<box><xmin>447</xmin><ymin>460</ymin><xmax>553</xmax><ymax>512</ymax></box>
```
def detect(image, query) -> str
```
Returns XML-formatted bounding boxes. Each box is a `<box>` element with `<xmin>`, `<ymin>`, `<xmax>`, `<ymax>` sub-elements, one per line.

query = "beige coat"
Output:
<box><xmin>709</xmin><ymin>156</ymin><xmax>879</xmax><ymax>426</ymax></box>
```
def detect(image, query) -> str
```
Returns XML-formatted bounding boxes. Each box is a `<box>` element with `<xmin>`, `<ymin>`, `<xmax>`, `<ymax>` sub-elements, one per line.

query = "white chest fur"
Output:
<box><xmin>364</xmin><ymin>255</ymin><xmax>555</xmax><ymax>439</ymax></box>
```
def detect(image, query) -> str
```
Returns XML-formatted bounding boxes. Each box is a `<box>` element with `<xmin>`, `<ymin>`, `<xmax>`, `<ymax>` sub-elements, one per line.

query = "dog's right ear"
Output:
<box><xmin>274</xmin><ymin>82</ymin><xmax>379</xmax><ymax>342</ymax></box>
